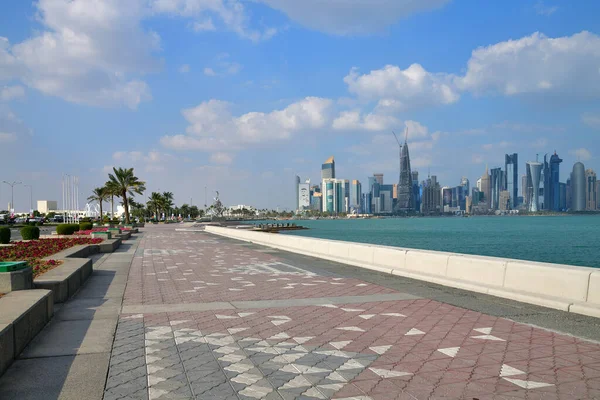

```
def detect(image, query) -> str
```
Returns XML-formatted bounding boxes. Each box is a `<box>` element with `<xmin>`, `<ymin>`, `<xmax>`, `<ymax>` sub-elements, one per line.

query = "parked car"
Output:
<box><xmin>0</xmin><ymin>214</ymin><xmax>9</xmax><ymax>224</ymax></box>
<box><xmin>14</xmin><ymin>217</ymin><xmax>27</xmax><ymax>224</ymax></box>
<box><xmin>26</xmin><ymin>217</ymin><xmax>44</xmax><ymax>225</ymax></box>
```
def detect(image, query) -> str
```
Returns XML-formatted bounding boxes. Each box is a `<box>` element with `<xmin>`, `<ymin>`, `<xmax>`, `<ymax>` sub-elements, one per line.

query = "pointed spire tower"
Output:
<box><xmin>395</xmin><ymin>126</ymin><xmax>415</xmax><ymax>212</ymax></box>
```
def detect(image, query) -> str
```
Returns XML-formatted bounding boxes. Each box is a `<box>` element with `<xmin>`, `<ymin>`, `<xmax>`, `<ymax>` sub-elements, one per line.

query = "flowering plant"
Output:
<box><xmin>0</xmin><ymin>238</ymin><xmax>103</xmax><ymax>277</ymax></box>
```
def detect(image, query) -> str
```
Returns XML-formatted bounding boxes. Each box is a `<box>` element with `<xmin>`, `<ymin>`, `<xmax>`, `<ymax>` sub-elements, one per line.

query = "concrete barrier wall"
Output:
<box><xmin>205</xmin><ymin>226</ymin><xmax>600</xmax><ymax>319</ymax></box>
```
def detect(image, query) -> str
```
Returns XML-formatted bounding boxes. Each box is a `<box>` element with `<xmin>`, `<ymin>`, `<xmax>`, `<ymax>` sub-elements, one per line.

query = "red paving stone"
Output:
<box><xmin>114</xmin><ymin>226</ymin><xmax>600</xmax><ymax>399</ymax></box>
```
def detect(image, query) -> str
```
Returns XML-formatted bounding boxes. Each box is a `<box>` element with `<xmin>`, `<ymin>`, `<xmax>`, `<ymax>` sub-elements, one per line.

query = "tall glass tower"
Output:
<box><xmin>572</xmin><ymin>162</ymin><xmax>586</xmax><ymax>211</ymax></box>
<box><xmin>490</xmin><ymin>168</ymin><xmax>504</xmax><ymax>210</ymax></box>
<box><xmin>395</xmin><ymin>140</ymin><xmax>415</xmax><ymax>212</ymax></box>
<box><xmin>321</xmin><ymin>156</ymin><xmax>335</xmax><ymax>180</ymax></box>
<box><xmin>549</xmin><ymin>152</ymin><xmax>562</xmax><ymax>211</ymax></box>
<box><xmin>526</xmin><ymin>161</ymin><xmax>543</xmax><ymax>212</ymax></box>
<box><xmin>505</xmin><ymin>153</ymin><xmax>518</xmax><ymax>209</ymax></box>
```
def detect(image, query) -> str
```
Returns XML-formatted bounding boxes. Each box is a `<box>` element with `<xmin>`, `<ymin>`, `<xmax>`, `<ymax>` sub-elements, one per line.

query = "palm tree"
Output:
<box><xmin>162</xmin><ymin>192</ymin><xmax>174</xmax><ymax>218</ymax></box>
<box><xmin>104</xmin><ymin>181</ymin><xmax>120</xmax><ymax>219</ymax></box>
<box><xmin>147</xmin><ymin>192</ymin><xmax>163</xmax><ymax>220</ymax></box>
<box><xmin>87</xmin><ymin>187</ymin><xmax>108</xmax><ymax>221</ymax></box>
<box><xmin>107</xmin><ymin>167</ymin><xmax>146</xmax><ymax>224</ymax></box>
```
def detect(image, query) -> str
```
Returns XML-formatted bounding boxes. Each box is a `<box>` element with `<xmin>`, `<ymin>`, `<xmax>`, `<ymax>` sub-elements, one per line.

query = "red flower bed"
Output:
<box><xmin>0</xmin><ymin>238</ymin><xmax>103</xmax><ymax>277</ymax></box>
<box><xmin>75</xmin><ymin>227</ymin><xmax>109</xmax><ymax>236</ymax></box>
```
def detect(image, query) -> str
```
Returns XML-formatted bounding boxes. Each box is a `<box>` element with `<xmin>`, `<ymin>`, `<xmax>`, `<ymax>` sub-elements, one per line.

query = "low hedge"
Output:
<box><xmin>0</xmin><ymin>227</ymin><xmax>10</xmax><ymax>244</ymax></box>
<box><xmin>79</xmin><ymin>222</ymin><xmax>93</xmax><ymax>231</ymax></box>
<box><xmin>21</xmin><ymin>226</ymin><xmax>40</xmax><ymax>240</ymax></box>
<box><xmin>56</xmin><ymin>223</ymin><xmax>81</xmax><ymax>235</ymax></box>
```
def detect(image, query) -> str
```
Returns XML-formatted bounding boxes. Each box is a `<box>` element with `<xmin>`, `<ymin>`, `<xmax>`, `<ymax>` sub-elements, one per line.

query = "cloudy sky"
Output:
<box><xmin>1</xmin><ymin>0</ymin><xmax>599</xmax><ymax>211</ymax></box>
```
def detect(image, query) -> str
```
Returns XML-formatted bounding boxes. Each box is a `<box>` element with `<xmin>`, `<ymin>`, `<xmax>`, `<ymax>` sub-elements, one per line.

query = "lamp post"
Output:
<box><xmin>3</xmin><ymin>181</ymin><xmax>22</xmax><ymax>215</ymax></box>
<box><xmin>24</xmin><ymin>184</ymin><xmax>33</xmax><ymax>216</ymax></box>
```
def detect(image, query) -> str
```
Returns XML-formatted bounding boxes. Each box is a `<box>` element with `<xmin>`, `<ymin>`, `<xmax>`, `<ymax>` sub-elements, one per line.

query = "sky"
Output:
<box><xmin>1</xmin><ymin>0</ymin><xmax>599</xmax><ymax>212</ymax></box>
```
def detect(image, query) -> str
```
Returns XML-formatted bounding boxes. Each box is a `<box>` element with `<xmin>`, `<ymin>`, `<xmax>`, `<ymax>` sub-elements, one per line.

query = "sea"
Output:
<box><xmin>274</xmin><ymin>215</ymin><xmax>600</xmax><ymax>268</ymax></box>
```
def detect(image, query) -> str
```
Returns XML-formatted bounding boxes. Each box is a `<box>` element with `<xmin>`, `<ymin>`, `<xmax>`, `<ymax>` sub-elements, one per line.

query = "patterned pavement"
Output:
<box><xmin>104</xmin><ymin>226</ymin><xmax>600</xmax><ymax>400</ymax></box>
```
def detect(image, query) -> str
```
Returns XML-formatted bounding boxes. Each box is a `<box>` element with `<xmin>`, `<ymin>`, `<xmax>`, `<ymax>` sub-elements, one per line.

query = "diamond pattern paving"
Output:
<box><xmin>104</xmin><ymin>225</ymin><xmax>600</xmax><ymax>399</ymax></box>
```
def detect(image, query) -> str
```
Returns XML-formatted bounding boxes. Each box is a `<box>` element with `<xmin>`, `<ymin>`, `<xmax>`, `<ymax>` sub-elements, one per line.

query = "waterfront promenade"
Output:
<box><xmin>2</xmin><ymin>224</ymin><xmax>600</xmax><ymax>399</ymax></box>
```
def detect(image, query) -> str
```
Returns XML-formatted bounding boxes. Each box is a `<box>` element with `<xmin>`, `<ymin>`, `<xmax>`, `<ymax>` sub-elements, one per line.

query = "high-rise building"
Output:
<box><xmin>412</xmin><ymin>172</ymin><xmax>421</xmax><ymax>212</ymax></box>
<box><xmin>559</xmin><ymin>183</ymin><xmax>566</xmax><ymax>211</ymax></box>
<box><xmin>442</xmin><ymin>187</ymin><xmax>452</xmax><ymax>207</ymax></box>
<box><xmin>460</xmin><ymin>177</ymin><xmax>470</xmax><ymax>197</ymax></box>
<box><xmin>597</xmin><ymin>181</ymin><xmax>600</xmax><ymax>210</ymax></box>
<box><xmin>585</xmin><ymin>169</ymin><xmax>597</xmax><ymax>210</ymax></box>
<box><xmin>421</xmin><ymin>175</ymin><xmax>441</xmax><ymax>214</ymax></box>
<box><xmin>344</xmin><ymin>180</ymin><xmax>350</xmax><ymax>212</ymax></box>
<box><xmin>572</xmin><ymin>162</ymin><xmax>586</xmax><ymax>211</ymax></box>
<box><xmin>542</xmin><ymin>154</ymin><xmax>550</xmax><ymax>211</ymax></box>
<box><xmin>465</xmin><ymin>196</ymin><xmax>472</xmax><ymax>214</ymax></box>
<box><xmin>505</xmin><ymin>153</ymin><xmax>518</xmax><ymax>209</ymax></box>
<box><xmin>321</xmin><ymin>156</ymin><xmax>335</xmax><ymax>180</ymax></box>
<box><xmin>374</xmin><ymin>173</ymin><xmax>384</xmax><ymax>185</ymax></box>
<box><xmin>549</xmin><ymin>152</ymin><xmax>563</xmax><ymax>211</ymax></box>
<box><xmin>311</xmin><ymin>192</ymin><xmax>322</xmax><ymax>211</ymax></box>
<box><xmin>566</xmin><ymin>177</ymin><xmax>572</xmax><ymax>210</ymax></box>
<box><xmin>490</xmin><ymin>167</ymin><xmax>505</xmax><ymax>210</ymax></box>
<box><xmin>499</xmin><ymin>191</ymin><xmax>511</xmax><ymax>211</ymax></box>
<box><xmin>521</xmin><ymin>175</ymin><xmax>528</xmax><ymax>207</ymax></box>
<box><xmin>395</xmin><ymin>139</ymin><xmax>415</xmax><ymax>212</ymax></box>
<box><xmin>298</xmin><ymin>180</ymin><xmax>310</xmax><ymax>211</ymax></box>
<box><xmin>295</xmin><ymin>175</ymin><xmax>301</xmax><ymax>211</ymax></box>
<box><xmin>350</xmin><ymin>180</ymin><xmax>362</xmax><ymax>213</ymax></box>
<box><xmin>480</xmin><ymin>166</ymin><xmax>491</xmax><ymax>209</ymax></box>
<box><xmin>526</xmin><ymin>161</ymin><xmax>543</xmax><ymax>212</ymax></box>
<box><xmin>362</xmin><ymin>193</ymin><xmax>372</xmax><ymax>214</ymax></box>
<box><xmin>322</xmin><ymin>178</ymin><xmax>346</xmax><ymax>214</ymax></box>
<box><xmin>476</xmin><ymin>178</ymin><xmax>482</xmax><ymax>191</ymax></box>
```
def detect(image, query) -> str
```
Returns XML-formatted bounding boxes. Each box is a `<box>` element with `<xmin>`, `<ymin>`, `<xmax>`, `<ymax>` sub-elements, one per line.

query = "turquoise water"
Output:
<box><xmin>278</xmin><ymin>215</ymin><xmax>600</xmax><ymax>268</ymax></box>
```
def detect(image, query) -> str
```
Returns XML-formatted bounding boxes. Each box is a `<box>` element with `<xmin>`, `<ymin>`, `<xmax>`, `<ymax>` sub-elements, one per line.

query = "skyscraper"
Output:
<box><xmin>597</xmin><ymin>181</ymin><xmax>600</xmax><ymax>210</ymax></box>
<box><xmin>572</xmin><ymin>162</ymin><xmax>586</xmax><ymax>211</ymax></box>
<box><xmin>412</xmin><ymin>172</ymin><xmax>420</xmax><ymax>212</ymax></box>
<box><xmin>295</xmin><ymin>175</ymin><xmax>301</xmax><ymax>211</ymax></box>
<box><xmin>505</xmin><ymin>153</ymin><xmax>518</xmax><ymax>209</ymax></box>
<box><xmin>421</xmin><ymin>175</ymin><xmax>441</xmax><ymax>214</ymax></box>
<box><xmin>542</xmin><ymin>154</ymin><xmax>550</xmax><ymax>210</ymax></box>
<box><xmin>350</xmin><ymin>180</ymin><xmax>362</xmax><ymax>213</ymax></box>
<box><xmin>490</xmin><ymin>167</ymin><xmax>504</xmax><ymax>210</ymax></box>
<box><xmin>374</xmin><ymin>173</ymin><xmax>384</xmax><ymax>185</ymax></box>
<box><xmin>521</xmin><ymin>175</ymin><xmax>528</xmax><ymax>206</ymax></box>
<box><xmin>585</xmin><ymin>169</ymin><xmax>597</xmax><ymax>210</ymax></box>
<box><xmin>298</xmin><ymin>180</ymin><xmax>310</xmax><ymax>211</ymax></box>
<box><xmin>549</xmin><ymin>152</ymin><xmax>563</xmax><ymax>211</ymax></box>
<box><xmin>526</xmin><ymin>161</ymin><xmax>543</xmax><ymax>212</ymax></box>
<box><xmin>344</xmin><ymin>180</ymin><xmax>350</xmax><ymax>212</ymax></box>
<box><xmin>321</xmin><ymin>156</ymin><xmax>335</xmax><ymax>180</ymax></box>
<box><xmin>395</xmin><ymin>139</ymin><xmax>415</xmax><ymax>212</ymax></box>
<box><xmin>480</xmin><ymin>166</ymin><xmax>491</xmax><ymax>209</ymax></box>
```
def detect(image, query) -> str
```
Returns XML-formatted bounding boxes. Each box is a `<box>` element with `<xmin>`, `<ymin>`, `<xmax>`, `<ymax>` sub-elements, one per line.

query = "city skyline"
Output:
<box><xmin>1</xmin><ymin>1</ymin><xmax>600</xmax><ymax>210</ymax></box>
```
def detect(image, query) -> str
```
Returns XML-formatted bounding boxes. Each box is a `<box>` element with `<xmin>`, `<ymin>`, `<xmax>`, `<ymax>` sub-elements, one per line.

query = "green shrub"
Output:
<box><xmin>36</xmin><ymin>222</ymin><xmax>43</xmax><ymax>226</ymax></box>
<box><xmin>56</xmin><ymin>223</ymin><xmax>80</xmax><ymax>235</ymax></box>
<box><xmin>0</xmin><ymin>227</ymin><xmax>10</xmax><ymax>244</ymax></box>
<box><xmin>79</xmin><ymin>222</ymin><xmax>93</xmax><ymax>231</ymax></box>
<box><xmin>20</xmin><ymin>226</ymin><xmax>40</xmax><ymax>240</ymax></box>
<box><xmin>79</xmin><ymin>217</ymin><xmax>92</xmax><ymax>223</ymax></box>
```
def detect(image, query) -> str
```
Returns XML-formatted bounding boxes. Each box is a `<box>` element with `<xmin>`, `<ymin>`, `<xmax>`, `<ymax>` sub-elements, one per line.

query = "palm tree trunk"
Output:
<box><xmin>99</xmin><ymin>201</ymin><xmax>103</xmax><ymax>222</ymax></box>
<box><xmin>110</xmin><ymin>195</ymin><xmax>114</xmax><ymax>219</ymax></box>
<box><xmin>123</xmin><ymin>192</ymin><xmax>130</xmax><ymax>224</ymax></box>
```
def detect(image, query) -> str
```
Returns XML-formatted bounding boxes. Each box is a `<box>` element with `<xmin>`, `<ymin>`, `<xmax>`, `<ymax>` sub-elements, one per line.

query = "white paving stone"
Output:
<box><xmin>405</xmin><ymin>328</ymin><xmax>425</xmax><ymax>336</ymax></box>
<box><xmin>369</xmin><ymin>345</ymin><xmax>392</xmax><ymax>355</ymax></box>
<box><xmin>336</xmin><ymin>326</ymin><xmax>365</xmax><ymax>332</ymax></box>
<box><xmin>500</xmin><ymin>364</ymin><xmax>526</xmax><ymax>377</ymax></box>
<box><xmin>369</xmin><ymin>368</ymin><xmax>412</xmax><ymax>378</ymax></box>
<box><xmin>503</xmin><ymin>378</ymin><xmax>554</xmax><ymax>389</ymax></box>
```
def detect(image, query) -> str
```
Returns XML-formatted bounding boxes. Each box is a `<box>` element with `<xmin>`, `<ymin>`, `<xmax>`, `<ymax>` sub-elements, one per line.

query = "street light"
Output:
<box><xmin>3</xmin><ymin>181</ymin><xmax>22</xmax><ymax>215</ymax></box>
<box><xmin>24</xmin><ymin>184</ymin><xmax>33</xmax><ymax>215</ymax></box>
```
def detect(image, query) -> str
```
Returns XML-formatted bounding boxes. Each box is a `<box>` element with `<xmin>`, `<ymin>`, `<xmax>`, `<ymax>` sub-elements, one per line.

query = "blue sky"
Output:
<box><xmin>1</xmin><ymin>0</ymin><xmax>599</xmax><ymax>211</ymax></box>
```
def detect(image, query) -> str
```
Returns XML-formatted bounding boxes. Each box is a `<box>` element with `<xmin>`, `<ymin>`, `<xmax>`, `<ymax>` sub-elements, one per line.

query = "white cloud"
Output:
<box><xmin>0</xmin><ymin>132</ymin><xmax>17</xmax><ymax>143</ymax></box>
<box><xmin>179</xmin><ymin>64</ymin><xmax>190</xmax><ymax>73</ymax></box>
<box><xmin>344</xmin><ymin>64</ymin><xmax>459</xmax><ymax>111</ymax></box>
<box><xmin>204</xmin><ymin>54</ymin><xmax>242</xmax><ymax>77</ymax></box>
<box><xmin>210</xmin><ymin>152</ymin><xmax>233</xmax><ymax>164</ymax></box>
<box><xmin>457</xmin><ymin>31</ymin><xmax>600</xmax><ymax>98</ymax></box>
<box><xmin>161</xmin><ymin>97</ymin><xmax>333</xmax><ymax>152</ymax></box>
<box><xmin>582</xmin><ymin>113</ymin><xmax>600</xmax><ymax>129</ymax></box>
<box><xmin>192</xmin><ymin>18</ymin><xmax>216</xmax><ymax>32</ymax></box>
<box><xmin>0</xmin><ymin>0</ymin><xmax>157</xmax><ymax>109</ymax></box>
<box><xmin>535</xmin><ymin>1</ymin><xmax>558</xmax><ymax>16</ymax></box>
<box><xmin>569</xmin><ymin>148</ymin><xmax>592</xmax><ymax>161</ymax></box>
<box><xmin>0</xmin><ymin>85</ymin><xmax>25</xmax><ymax>101</ymax></box>
<box><xmin>332</xmin><ymin>110</ymin><xmax>400</xmax><ymax>132</ymax></box>
<box><xmin>151</xmin><ymin>0</ymin><xmax>277</xmax><ymax>42</ymax></box>
<box><xmin>256</xmin><ymin>0</ymin><xmax>450</xmax><ymax>35</ymax></box>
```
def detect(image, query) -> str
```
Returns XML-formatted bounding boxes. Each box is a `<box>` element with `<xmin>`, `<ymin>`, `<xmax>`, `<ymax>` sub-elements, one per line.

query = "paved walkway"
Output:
<box><xmin>102</xmin><ymin>225</ymin><xmax>600</xmax><ymax>400</ymax></box>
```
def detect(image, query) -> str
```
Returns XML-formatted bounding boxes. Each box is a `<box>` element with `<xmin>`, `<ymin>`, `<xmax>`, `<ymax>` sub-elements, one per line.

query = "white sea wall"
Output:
<box><xmin>204</xmin><ymin>226</ymin><xmax>600</xmax><ymax>319</ymax></box>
